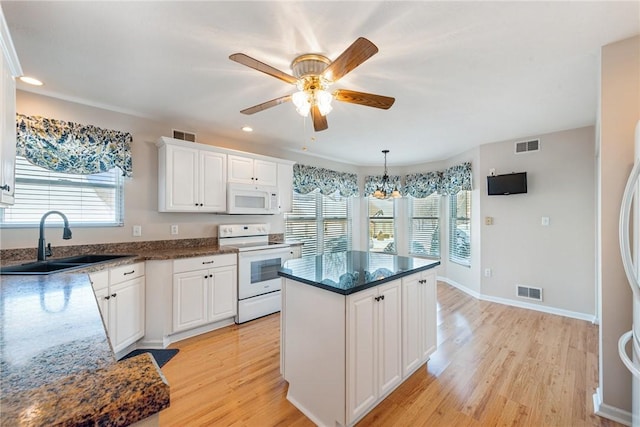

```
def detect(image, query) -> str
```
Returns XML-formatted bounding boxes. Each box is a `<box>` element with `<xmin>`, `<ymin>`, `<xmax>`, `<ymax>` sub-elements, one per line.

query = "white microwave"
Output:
<box><xmin>226</xmin><ymin>182</ymin><xmax>279</xmax><ymax>215</ymax></box>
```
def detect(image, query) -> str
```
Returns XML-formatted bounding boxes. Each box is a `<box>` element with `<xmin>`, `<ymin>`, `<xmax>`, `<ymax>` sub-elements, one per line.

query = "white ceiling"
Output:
<box><xmin>2</xmin><ymin>1</ymin><xmax>639</xmax><ymax>167</ymax></box>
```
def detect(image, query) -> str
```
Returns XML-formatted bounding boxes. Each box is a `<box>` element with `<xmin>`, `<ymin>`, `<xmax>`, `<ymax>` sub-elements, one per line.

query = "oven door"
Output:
<box><xmin>238</xmin><ymin>247</ymin><xmax>292</xmax><ymax>299</ymax></box>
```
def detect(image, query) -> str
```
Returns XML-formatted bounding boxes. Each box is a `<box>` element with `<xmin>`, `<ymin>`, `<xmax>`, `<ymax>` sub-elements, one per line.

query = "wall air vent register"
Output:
<box><xmin>515</xmin><ymin>139</ymin><xmax>540</xmax><ymax>154</ymax></box>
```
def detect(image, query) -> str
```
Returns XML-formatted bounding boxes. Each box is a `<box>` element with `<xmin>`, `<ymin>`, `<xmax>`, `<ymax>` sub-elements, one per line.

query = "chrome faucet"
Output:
<box><xmin>37</xmin><ymin>211</ymin><xmax>72</xmax><ymax>261</ymax></box>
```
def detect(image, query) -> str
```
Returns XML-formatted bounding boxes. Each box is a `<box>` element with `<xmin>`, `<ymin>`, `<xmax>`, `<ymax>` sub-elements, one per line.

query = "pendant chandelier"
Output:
<box><xmin>373</xmin><ymin>149</ymin><xmax>401</xmax><ymax>199</ymax></box>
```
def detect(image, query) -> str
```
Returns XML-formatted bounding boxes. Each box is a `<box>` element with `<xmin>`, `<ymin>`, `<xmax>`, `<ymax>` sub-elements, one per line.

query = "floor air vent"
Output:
<box><xmin>515</xmin><ymin>139</ymin><xmax>540</xmax><ymax>154</ymax></box>
<box><xmin>173</xmin><ymin>129</ymin><xmax>196</xmax><ymax>142</ymax></box>
<box><xmin>516</xmin><ymin>285</ymin><xmax>543</xmax><ymax>301</ymax></box>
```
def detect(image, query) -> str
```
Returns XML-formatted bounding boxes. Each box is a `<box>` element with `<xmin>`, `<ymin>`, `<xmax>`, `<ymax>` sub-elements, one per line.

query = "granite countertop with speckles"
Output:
<box><xmin>0</xmin><ymin>273</ymin><xmax>170</xmax><ymax>426</ymax></box>
<box><xmin>0</xmin><ymin>236</ymin><xmax>292</xmax><ymax>425</ymax></box>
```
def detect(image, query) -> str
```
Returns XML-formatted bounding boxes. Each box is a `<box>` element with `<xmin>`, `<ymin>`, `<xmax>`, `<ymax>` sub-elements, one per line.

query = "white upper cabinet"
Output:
<box><xmin>157</xmin><ymin>137</ymin><xmax>295</xmax><ymax>213</ymax></box>
<box><xmin>228</xmin><ymin>154</ymin><xmax>278</xmax><ymax>186</ymax></box>
<box><xmin>157</xmin><ymin>137</ymin><xmax>226</xmax><ymax>212</ymax></box>
<box><xmin>0</xmin><ymin>10</ymin><xmax>23</xmax><ymax>207</ymax></box>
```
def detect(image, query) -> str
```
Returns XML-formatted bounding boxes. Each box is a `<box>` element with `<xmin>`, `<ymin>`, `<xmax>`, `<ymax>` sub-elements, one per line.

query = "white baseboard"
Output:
<box><xmin>593</xmin><ymin>387</ymin><xmax>632</xmax><ymax>426</ymax></box>
<box><xmin>437</xmin><ymin>276</ymin><xmax>596</xmax><ymax>323</ymax></box>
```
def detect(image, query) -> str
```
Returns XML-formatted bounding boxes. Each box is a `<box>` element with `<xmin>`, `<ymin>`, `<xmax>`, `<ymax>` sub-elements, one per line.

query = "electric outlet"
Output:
<box><xmin>132</xmin><ymin>225</ymin><xmax>142</xmax><ymax>237</ymax></box>
<box><xmin>171</xmin><ymin>224</ymin><xmax>179</xmax><ymax>235</ymax></box>
<box><xmin>484</xmin><ymin>268</ymin><xmax>492</xmax><ymax>277</ymax></box>
<box><xmin>541</xmin><ymin>216</ymin><xmax>550</xmax><ymax>226</ymax></box>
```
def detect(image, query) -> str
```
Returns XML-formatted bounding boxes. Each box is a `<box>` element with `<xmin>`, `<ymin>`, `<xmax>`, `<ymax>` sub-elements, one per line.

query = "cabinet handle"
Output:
<box><xmin>123</xmin><ymin>270</ymin><xmax>135</xmax><ymax>275</ymax></box>
<box><xmin>202</xmin><ymin>260</ymin><xmax>215</xmax><ymax>265</ymax></box>
<box><xmin>204</xmin><ymin>275</ymin><xmax>210</xmax><ymax>279</ymax></box>
<box><xmin>380</xmin><ymin>294</ymin><xmax>385</xmax><ymax>301</ymax></box>
<box><xmin>104</xmin><ymin>295</ymin><xmax>110</xmax><ymax>300</ymax></box>
<box><xmin>0</xmin><ymin>184</ymin><xmax>10</xmax><ymax>192</ymax></box>
<box><xmin>111</xmin><ymin>293</ymin><xmax>117</xmax><ymax>298</ymax></box>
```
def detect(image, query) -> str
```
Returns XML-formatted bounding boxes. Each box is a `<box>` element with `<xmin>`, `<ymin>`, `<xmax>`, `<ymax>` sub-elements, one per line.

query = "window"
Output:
<box><xmin>369</xmin><ymin>198</ymin><xmax>396</xmax><ymax>254</ymax></box>
<box><xmin>409</xmin><ymin>193</ymin><xmax>440</xmax><ymax>257</ymax></box>
<box><xmin>0</xmin><ymin>156</ymin><xmax>124</xmax><ymax>227</ymax></box>
<box><xmin>449</xmin><ymin>190</ymin><xmax>471</xmax><ymax>266</ymax></box>
<box><xmin>285</xmin><ymin>190</ymin><xmax>352</xmax><ymax>256</ymax></box>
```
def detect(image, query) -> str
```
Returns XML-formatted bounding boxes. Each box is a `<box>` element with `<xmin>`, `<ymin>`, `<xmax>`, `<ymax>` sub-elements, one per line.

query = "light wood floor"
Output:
<box><xmin>159</xmin><ymin>282</ymin><xmax>622</xmax><ymax>427</ymax></box>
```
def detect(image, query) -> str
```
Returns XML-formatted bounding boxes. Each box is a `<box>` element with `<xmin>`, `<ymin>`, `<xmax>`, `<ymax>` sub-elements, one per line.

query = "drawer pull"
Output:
<box><xmin>0</xmin><ymin>184</ymin><xmax>10</xmax><ymax>192</ymax></box>
<box><xmin>202</xmin><ymin>260</ymin><xmax>215</xmax><ymax>265</ymax></box>
<box><xmin>111</xmin><ymin>293</ymin><xmax>117</xmax><ymax>298</ymax></box>
<box><xmin>104</xmin><ymin>295</ymin><xmax>110</xmax><ymax>300</ymax></box>
<box><xmin>123</xmin><ymin>270</ymin><xmax>135</xmax><ymax>275</ymax></box>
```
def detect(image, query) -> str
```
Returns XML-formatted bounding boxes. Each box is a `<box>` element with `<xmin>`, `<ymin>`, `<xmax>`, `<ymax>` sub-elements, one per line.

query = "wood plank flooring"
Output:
<box><xmin>159</xmin><ymin>282</ymin><xmax>622</xmax><ymax>427</ymax></box>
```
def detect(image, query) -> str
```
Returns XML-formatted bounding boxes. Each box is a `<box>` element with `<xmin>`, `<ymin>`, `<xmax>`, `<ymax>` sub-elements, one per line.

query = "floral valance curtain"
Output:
<box><xmin>16</xmin><ymin>114</ymin><xmax>133</xmax><ymax>177</ymax></box>
<box><xmin>440</xmin><ymin>162</ymin><xmax>472</xmax><ymax>195</ymax></box>
<box><xmin>293</xmin><ymin>164</ymin><xmax>359</xmax><ymax>197</ymax></box>
<box><xmin>363</xmin><ymin>175</ymin><xmax>402</xmax><ymax>197</ymax></box>
<box><xmin>403</xmin><ymin>171</ymin><xmax>442</xmax><ymax>198</ymax></box>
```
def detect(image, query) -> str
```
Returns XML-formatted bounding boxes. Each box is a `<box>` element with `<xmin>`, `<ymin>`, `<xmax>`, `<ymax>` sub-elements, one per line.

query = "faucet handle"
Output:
<box><xmin>45</xmin><ymin>243</ymin><xmax>53</xmax><ymax>258</ymax></box>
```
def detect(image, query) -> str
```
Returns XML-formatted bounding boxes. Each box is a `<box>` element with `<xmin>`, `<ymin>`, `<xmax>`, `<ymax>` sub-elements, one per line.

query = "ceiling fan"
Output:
<box><xmin>229</xmin><ymin>37</ymin><xmax>395</xmax><ymax>132</ymax></box>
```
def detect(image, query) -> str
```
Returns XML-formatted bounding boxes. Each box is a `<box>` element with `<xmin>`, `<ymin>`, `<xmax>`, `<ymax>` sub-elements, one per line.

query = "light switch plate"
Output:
<box><xmin>541</xmin><ymin>216</ymin><xmax>550</xmax><ymax>226</ymax></box>
<box><xmin>133</xmin><ymin>225</ymin><xmax>142</xmax><ymax>237</ymax></box>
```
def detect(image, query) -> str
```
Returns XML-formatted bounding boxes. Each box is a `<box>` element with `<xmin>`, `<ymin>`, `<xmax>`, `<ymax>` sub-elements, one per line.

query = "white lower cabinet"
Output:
<box><xmin>402</xmin><ymin>269</ymin><xmax>437</xmax><ymax>377</ymax></box>
<box><xmin>347</xmin><ymin>280</ymin><xmax>402</xmax><ymax>424</ymax></box>
<box><xmin>282</xmin><ymin>268</ymin><xmax>438</xmax><ymax>427</ymax></box>
<box><xmin>90</xmin><ymin>262</ymin><xmax>145</xmax><ymax>353</ymax></box>
<box><xmin>172</xmin><ymin>254</ymin><xmax>237</xmax><ymax>334</ymax></box>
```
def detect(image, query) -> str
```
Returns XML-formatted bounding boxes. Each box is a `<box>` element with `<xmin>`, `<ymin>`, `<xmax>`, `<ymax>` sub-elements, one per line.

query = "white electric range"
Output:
<box><xmin>218</xmin><ymin>224</ymin><xmax>292</xmax><ymax>323</ymax></box>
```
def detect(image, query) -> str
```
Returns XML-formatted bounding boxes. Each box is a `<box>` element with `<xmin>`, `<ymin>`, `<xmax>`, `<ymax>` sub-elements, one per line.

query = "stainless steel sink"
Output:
<box><xmin>54</xmin><ymin>254</ymin><xmax>132</xmax><ymax>264</ymax></box>
<box><xmin>0</xmin><ymin>254</ymin><xmax>134</xmax><ymax>275</ymax></box>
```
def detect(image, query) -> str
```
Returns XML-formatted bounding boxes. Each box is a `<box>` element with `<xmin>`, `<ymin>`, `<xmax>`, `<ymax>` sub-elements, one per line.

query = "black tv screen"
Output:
<box><xmin>487</xmin><ymin>172</ymin><xmax>527</xmax><ymax>195</ymax></box>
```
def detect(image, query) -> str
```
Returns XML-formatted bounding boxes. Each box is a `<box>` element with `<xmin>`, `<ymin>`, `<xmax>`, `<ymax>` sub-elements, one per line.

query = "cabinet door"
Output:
<box><xmin>277</xmin><ymin>163</ymin><xmax>293</xmax><ymax>213</ymax></box>
<box><xmin>347</xmin><ymin>287</ymin><xmax>378</xmax><ymax>423</ymax></box>
<box><xmin>199</xmin><ymin>150</ymin><xmax>226</xmax><ymax>212</ymax></box>
<box><xmin>110</xmin><ymin>276</ymin><xmax>145</xmax><ymax>353</ymax></box>
<box><xmin>422</xmin><ymin>272</ymin><xmax>437</xmax><ymax>359</ymax></box>
<box><xmin>173</xmin><ymin>270</ymin><xmax>208</xmax><ymax>332</ymax></box>
<box><xmin>207</xmin><ymin>265</ymin><xmax>237</xmax><ymax>322</ymax></box>
<box><xmin>254</xmin><ymin>159</ymin><xmax>277</xmax><ymax>186</ymax></box>
<box><xmin>227</xmin><ymin>155</ymin><xmax>255</xmax><ymax>184</ymax></box>
<box><xmin>377</xmin><ymin>280</ymin><xmax>402</xmax><ymax>397</ymax></box>
<box><xmin>0</xmin><ymin>49</ymin><xmax>16</xmax><ymax>206</ymax></box>
<box><xmin>164</xmin><ymin>144</ymin><xmax>199</xmax><ymax>211</ymax></box>
<box><xmin>93</xmin><ymin>287</ymin><xmax>111</xmax><ymax>334</ymax></box>
<box><xmin>402</xmin><ymin>273</ymin><xmax>423</xmax><ymax>376</ymax></box>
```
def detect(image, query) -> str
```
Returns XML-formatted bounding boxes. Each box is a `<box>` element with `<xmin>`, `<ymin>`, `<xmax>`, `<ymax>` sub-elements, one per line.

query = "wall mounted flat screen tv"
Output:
<box><xmin>487</xmin><ymin>172</ymin><xmax>527</xmax><ymax>195</ymax></box>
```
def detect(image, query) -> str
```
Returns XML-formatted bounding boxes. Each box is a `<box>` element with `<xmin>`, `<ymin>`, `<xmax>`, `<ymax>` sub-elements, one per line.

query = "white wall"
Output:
<box><xmin>479</xmin><ymin>126</ymin><xmax>596</xmax><ymax>317</ymax></box>
<box><xmin>598</xmin><ymin>34</ymin><xmax>639</xmax><ymax>417</ymax></box>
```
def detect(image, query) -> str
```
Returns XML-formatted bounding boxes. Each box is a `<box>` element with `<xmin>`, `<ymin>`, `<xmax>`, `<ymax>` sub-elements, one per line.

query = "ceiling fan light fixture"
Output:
<box><xmin>292</xmin><ymin>90</ymin><xmax>311</xmax><ymax>117</ymax></box>
<box><xmin>316</xmin><ymin>90</ymin><xmax>333</xmax><ymax>116</ymax></box>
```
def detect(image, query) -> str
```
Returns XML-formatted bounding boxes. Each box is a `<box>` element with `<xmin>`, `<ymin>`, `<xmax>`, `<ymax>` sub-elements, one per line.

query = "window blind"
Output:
<box><xmin>409</xmin><ymin>194</ymin><xmax>440</xmax><ymax>257</ymax></box>
<box><xmin>1</xmin><ymin>156</ymin><xmax>124</xmax><ymax>227</ymax></box>
<box><xmin>449</xmin><ymin>190</ymin><xmax>471</xmax><ymax>265</ymax></box>
<box><xmin>285</xmin><ymin>190</ymin><xmax>352</xmax><ymax>256</ymax></box>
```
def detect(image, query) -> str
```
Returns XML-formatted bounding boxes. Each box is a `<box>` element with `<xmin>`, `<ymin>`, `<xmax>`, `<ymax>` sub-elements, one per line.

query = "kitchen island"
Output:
<box><xmin>278</xmin><ymin>251</ymin><xmax>439</xmax><ymax>427</ymax></box>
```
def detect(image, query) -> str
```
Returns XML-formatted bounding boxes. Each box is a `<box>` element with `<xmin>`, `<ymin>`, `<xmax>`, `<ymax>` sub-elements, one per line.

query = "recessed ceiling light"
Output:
<box><xmin>241</xmin><ymin>126</ymin><xmax>253</xmax><ymax>132</ymax></box>
<box><xmin>19</xmin><ymin>76</ymin><xmax>44</xmax><ymax>86</ymax></box>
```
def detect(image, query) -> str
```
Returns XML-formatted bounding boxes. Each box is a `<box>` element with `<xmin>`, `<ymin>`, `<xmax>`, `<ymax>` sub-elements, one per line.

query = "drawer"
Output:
<box><xmin>109</xmin><ymin>262</ymin><xmax>145</xmax><ymax>284</ymax></box>
<box><xmin>89</xmin><ymin>270</ymin><xmax>109</xmax><ymax>291</ymax></box>
<box><xmin>173</xmin><ymin>253</ymin><xmax>237</xmax><ymax>274</ymax></box>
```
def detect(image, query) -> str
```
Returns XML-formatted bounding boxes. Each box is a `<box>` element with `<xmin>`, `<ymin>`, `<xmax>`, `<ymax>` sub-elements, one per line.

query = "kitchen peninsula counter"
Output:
<box><xmin>278</xmin><ymin>251</ymin><xmax>439</xmax><ymax>426</ymax></box>
<box><xmin>0</xmin><ymin>273</ymin><xmax>169</xmax><ymax>426</ymax></box>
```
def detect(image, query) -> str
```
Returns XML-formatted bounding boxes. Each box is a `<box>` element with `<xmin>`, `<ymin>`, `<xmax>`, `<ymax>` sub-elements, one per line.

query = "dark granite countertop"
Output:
<box><xmin>279</xmin><ymin>250</ymin><xmax>440</xmax><ymax>295</ymax></box>
<box><xmin>0</xmin><ymin>273</ymin><xmax>170</xmax><ymax>426</ymax></box>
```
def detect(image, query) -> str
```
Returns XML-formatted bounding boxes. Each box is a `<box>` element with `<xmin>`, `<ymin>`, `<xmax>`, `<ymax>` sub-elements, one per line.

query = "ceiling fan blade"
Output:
<box><xmin>333</xmin><ymin>89</ymin><xmax>395</xmax><ymax>110</ymax></box>
<box><xmin>322</xmin><ymin>37</ymin><xmax>379</xmax><ymax>82</ymax></box>
<box><xmin>240</xmin><ymin>95</ymin><xmax>292</xmax><ymax>115</ymax></box>
<box><xmin>311</xmin><ymin>105</ymin><xmax>328</xmax><ymax>132</ymax></box>
<box><xmin>229</xmin><ymin>53</ymin><xmax>298</xmax><ymax>85</ymax></box>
